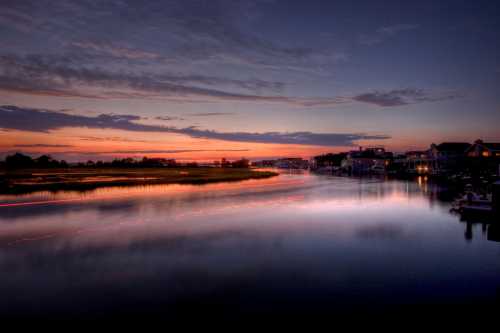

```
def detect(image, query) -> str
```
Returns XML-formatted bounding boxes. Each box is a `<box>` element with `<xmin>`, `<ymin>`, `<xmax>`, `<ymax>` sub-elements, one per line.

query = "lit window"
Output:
<box><xmin>482</xmin><ymin>151</ymin><xmax>490</xmax><ymax>157</ymax></box>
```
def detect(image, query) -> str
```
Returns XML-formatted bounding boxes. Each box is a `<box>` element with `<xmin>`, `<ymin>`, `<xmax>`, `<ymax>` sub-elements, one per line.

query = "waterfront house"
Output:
<box><xmin>251</xmin><ymin>159</ymin><xmax>277</xmax><ymax>168</ymax></box>
<box><xmin>465</xmin><ymin>140</ymin><xmax>500</xmax><ymax>176</ymax></box>
<box><xmin>310</xmin><ymin>153</ymin><xmax>347</xmax><ymax>172</ymax></box>
<box><xmin>405</xmin><ymin>150</ymin><xmax>433</xmax><ymax>174</ymax></box>
<box><xmin>275</xmin><ymin>158</ymin><xmax>309</xmax><ymax>169</ymax></box>
<box><xmin>465</xmin><ymin>140</ymin><xmax>500</xmax><ymax>158</ymax></box>
<box><xmin>341</xmin><ymin>147</ymin><xmax>391</xmax><ymax>174</ymax></box>
<box><xmin>428</xmin><ymin>142</ymin><xmax>471</xmax><ymax>175</ymax></box>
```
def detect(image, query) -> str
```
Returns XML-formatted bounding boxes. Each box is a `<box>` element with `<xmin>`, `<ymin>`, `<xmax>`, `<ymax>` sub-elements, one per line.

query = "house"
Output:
<box><xmin>310</xmin><ymin>153</ymin><xmax>347</xmax><ymax>171</ymax></box>
<box><xmin>405</xmin><ymin>150</ymin><xmax>433</xmax><ymax>174</ymax></box>
<box><xmin>231</xmin><ymin>158</ymin><xmax>250</xmax><ymax>168</ymax></box>
<box><xmin>341</xmin><ymin>147</ymin><xmax>391</xmax><ymax>174</ymax></box>
<box><xmin>275</xmin><ymin>158</ymin><xmax>309</xmax><ymax>169</ymax></box>
<box><xmin>465</xmin><ymin>140</ymin><xmax>500</xmax><ymax>176</ymax></box>
<box><xmin>465</xmin><ymin>140</ymin><xmax>500</xmax><ymax>158</ymax></box>
<box><xmin>428</xmin><ymin>142</ymin><xmax>471</xmax><ymax>174</ymax></box>
<box><xmin>251</xmin><ymin>160</ymin><xmax>276</xmax><ymax>167</ymax></box>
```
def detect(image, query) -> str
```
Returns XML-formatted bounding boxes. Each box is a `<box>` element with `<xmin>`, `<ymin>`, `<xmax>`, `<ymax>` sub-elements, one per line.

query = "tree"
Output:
<box><xmin>5</xmin><ymin>153</ymin><xmax>35</xmax><ymax>169</ymax></box>
<box><xmin>221</xmin><ymin>158</ymin><xmax>230</xmax><ymax>168</ymax></box>
<box><xmin>231</xmin><ymin>158</ymin><xmax>250</xmax><ymax>168</ymax></box>
<box><xmin>36</xmin><ymin>155</ymin><xmax>55</xmax><ymax>168</ymax></box>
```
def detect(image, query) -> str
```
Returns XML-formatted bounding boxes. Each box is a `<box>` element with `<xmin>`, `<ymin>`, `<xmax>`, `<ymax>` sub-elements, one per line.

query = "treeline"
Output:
<box><xmin>0</xmin><ymin>153</ymin><xmax>251</xmax><ymax>169</ymax></box>
<box><xmin>1</xmin><ymin>153</ymin><xmax>69</xmax><ymax>169</ymax></box>
<box><xmin>214</xmin><ymin>158</ymin><xmax>250</xmax><ymax>168</ymax></box>
<box><xmin>0</xmin><ymin>153</ymin><xmax>179</xmax><ymax>169</ymax></box>
<box><xmin>81</xmin><ymin>157</ymin><xmax>179</xmax><ymax>168</ymax></box>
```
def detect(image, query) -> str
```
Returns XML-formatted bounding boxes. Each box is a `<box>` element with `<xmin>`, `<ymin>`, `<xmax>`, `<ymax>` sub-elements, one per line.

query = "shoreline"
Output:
<box><xmin>0</xmin><ymin>167</ymin><xmax>279</xmax><ymax>195</ymax></box>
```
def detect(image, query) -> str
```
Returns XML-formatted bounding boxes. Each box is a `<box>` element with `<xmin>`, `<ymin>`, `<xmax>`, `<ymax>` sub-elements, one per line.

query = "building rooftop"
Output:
<box><xmin>481</xmin><ymin>142</ymin><xmax>500</xmax><ymax>151</ymax></box>
<box><xmin>435</xmin><ymin>142</ymin><xmax>471</xmax><ymax>153</ymax></box>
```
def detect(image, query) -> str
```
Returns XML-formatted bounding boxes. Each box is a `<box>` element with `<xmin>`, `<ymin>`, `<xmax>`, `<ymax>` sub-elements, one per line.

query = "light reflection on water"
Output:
<box><xmin>0</xmin><ymin>172</ymin><xmax>499</xmax><ymax>319</ymax></box>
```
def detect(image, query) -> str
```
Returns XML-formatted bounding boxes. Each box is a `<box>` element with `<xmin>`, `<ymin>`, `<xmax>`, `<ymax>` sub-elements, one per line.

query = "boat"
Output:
<box><xmin>370</xmin><ymin>165</ymin><xmax>386</xmax><ymax>174</ymax></box>
<box><xmin>451</xmin><ymin>184</ymin><xmax>493</xmax><ymax>214</ymax></box>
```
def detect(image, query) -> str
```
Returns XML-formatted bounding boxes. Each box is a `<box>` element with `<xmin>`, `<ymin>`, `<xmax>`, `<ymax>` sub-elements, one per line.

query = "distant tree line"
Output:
<box><xmin>0</xmin><ymin>153</ymin><xmax>180</xmax><ymax>169</ymax></box>
<box><xmin>0</xmin><ymin>153</ymin><xmax>251</xmax><ymax>169</ymax></box>
<box><xmin>213</xmin><ymin>158</ymin><xmax>250</xmax><ymax>168</ymax></box>
<box><xmin>83</xmin><ymin>157</ymin><xmax>178</xmax><ymax>168</ymax></box>
<box><xmin>1</xmin><ymin>153</ymin><xmax>69</xmax><ymax>169</ymax></box>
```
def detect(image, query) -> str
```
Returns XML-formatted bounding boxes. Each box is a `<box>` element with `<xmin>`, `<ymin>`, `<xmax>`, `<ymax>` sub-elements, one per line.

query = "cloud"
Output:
<box><xmin>188</xmin><ymin>112</ymin><xmax>235</xmax><ymax>117</ymax></box>
<box><xmin>77</xmin><ymin>136</ymin><xmax>158</xmax><ymax>144</ymax></box>
<box><xmin>359</xmin><ymin>24</ymin><xmax>419</xmax><ymax>45</ymax></box>
<box><xmin>175</xmin><ymin>128</ymin><xmax>389</xmax><ymax>146</ymax></box>
<box><xmin>1</xmin><ymin>52</ymin><xmax>457</xmax><ymax>109</ymax></box>
<box><xmin>155</xmin><ymin>116</ymin><xmax>185</xmax><ymax>121</ymax></box>
<box><xmin>13</xmin><ymin>144</ymin><xmax>74</xmax><ymax>148</ymax></box>
<box><xmin>70</xmin><ymin>41</ymin><xmax>161</xmax><ymax>61</ymax></box>
<box><xmin>0</xmin><ymin>1</ymin><xmax>344</xmax><ymax>73</ymax></box>
<box><xmin>0</xmin><ymin>105</ymin><xmax>389</xmax><ymax>147</ymax></box>
<box><xmin>0</xmin><ymin>7</ymin><xmax>36</xmax><ymax>33</ymax></box>
<box><xmin>94</xmin><ymin>149</ymin><xmax>251</xmax><ymax>155</ymax></box>
<box><xmin>352</xmin><ymin>88</ymin><xmax>460</xmax><ymax>107</ymax></box>
<box><xmin>22</xmin><ymin>149</ymin><xmax>251</xmax><ymax>156</ymax></box>
<box><xmin>0</xmin><ymin>54</ymin><xmax>344</xmax><ymax>106</ymax></box>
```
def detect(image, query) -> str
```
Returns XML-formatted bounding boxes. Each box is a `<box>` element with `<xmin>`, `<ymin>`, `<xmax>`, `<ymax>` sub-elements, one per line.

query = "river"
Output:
<box><xmin>0</xmin><ymin>171</ymin><xmax>499</xmax><ymax>321</ymax></box>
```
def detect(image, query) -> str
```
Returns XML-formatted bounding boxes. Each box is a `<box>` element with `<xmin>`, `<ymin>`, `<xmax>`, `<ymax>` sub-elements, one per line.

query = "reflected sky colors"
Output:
<box><xmin>1</xmin><ymin>1</ymin><xmax>500</xmax><ymax>161</ymax></box>
<box><xmin>1</xmin><ymin>173</ymin><xmax>499</xmax><ymax>318</ymax></box>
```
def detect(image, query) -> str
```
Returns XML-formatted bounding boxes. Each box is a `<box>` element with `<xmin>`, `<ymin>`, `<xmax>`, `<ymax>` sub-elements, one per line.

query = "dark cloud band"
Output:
<box><xmin>0</xmin><ymin>105</ymin><xmax>389</xmax><ymax>147</ymax></box>
<box><xmin>352</xmin><ymin>89</ymin><xmax>460</xmax><ymax>107</ymax></box>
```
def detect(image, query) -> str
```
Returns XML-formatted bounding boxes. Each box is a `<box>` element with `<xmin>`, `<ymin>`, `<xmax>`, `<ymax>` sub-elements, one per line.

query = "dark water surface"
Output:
<box><xmin>1</xmin><ymin>171</ymin><xmax>499</xmax><ymax>321</ymax></box>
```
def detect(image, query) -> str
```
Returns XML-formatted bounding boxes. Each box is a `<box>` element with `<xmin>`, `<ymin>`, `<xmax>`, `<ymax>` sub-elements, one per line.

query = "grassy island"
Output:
<box><xmin>0</xmin><ymin>167</ymin><xmax>278</xmax><ymax>194</ymax></box>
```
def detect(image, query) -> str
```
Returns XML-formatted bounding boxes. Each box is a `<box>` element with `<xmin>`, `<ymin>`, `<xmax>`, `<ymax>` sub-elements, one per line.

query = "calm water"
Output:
<box><xmin>1</xmin><ymin>171</ymin><xmax>499</xmax><ymax>320</ymax></box>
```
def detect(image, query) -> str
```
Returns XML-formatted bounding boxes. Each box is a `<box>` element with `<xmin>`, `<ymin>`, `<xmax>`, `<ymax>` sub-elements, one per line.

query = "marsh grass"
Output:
<box><xmin>0</xmin><ymin>167</ymin><xmax>278</xmax><ymax>194</ymax></box>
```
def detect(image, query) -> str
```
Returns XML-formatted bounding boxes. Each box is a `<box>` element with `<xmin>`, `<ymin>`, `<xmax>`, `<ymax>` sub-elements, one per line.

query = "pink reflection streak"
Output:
<box><xmin>2</xmin><ymin>192</ymin><xmax>416</xmax><ymax>248</ymax></box>
<box><xmin>0</xmin><ymin>198</ymin><xmax>95</xmax><ymax>208</ymax></box>
<box><xmin>6</xmin><ymin>221</ymin><xmax>130</xmax><ymax>246</ymax></box>
<box><xmin>0</xmin><ymin>176</ymin><xmax>304</xmax><ymax>208</ymax></box>
<box><xmin>171</xmin><ymin>194</ymin><xmax>305</xmax><ymax>221</ymax></box>
<box><xmin>2</xmin><ymin>194</ymin><xmax>305</xmax><ymax>247</ymax></box>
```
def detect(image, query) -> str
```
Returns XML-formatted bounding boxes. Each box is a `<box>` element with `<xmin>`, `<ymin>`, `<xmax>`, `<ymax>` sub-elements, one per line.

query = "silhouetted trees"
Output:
<box><xmin>3</xmin><ymin>153</ymin><xmax>68</xmax><ymax>169</ymax></box>
<box><xmin>1</xmin><ymin>153</ymin><xmax>253</xmax><ymax>170</ymax></box>
<box><xmin>141</xmin><ymin>157</ymin><xmax>177</xmax><ymax>167</ymax></box>
<box><xmin>220</xmin><ymin>158</ymin><xmax>231</xmax><ymax>168</ymax></box>
<box><xmin>231</xmin><ymin>158</ymin><xmax>250</xmax><ymax>168</ymax></box>
<box><xmin>5</xmin><ymin>153</ymin><xmax>35</xmax><ymax>169</ymax></box>
<box><xmin>0</xmin><ymin>153</ymin><xmax>180</xmax><ymax>170</ymax></box>
<box><xmin>215</xmin><ymin>158</ymin><xmax>250</xmax><ymax>168</ymax></box>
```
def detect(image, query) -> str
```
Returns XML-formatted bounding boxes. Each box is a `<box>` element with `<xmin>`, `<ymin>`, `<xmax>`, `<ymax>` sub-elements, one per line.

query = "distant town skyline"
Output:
<box><xmin>1</xmin><ymin>0</ymin><xmax>499</xmax><ymax>162</ymax></box>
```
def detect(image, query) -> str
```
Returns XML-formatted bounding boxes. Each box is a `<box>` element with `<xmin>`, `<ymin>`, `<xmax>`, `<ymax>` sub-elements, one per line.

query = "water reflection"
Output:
<box><xmin>459</xmin><ymin>215</ymin><xmax>500</xmax><ymax>243</ymax></box>
<box><xmin>0</xmin><ymin>173</ymin><xmax>499</xmax><ymax>319</ymax></box>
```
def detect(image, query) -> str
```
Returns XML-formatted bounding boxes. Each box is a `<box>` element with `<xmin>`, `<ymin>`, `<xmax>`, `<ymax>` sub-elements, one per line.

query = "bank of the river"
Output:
<box><xmin>0</xmin><ymin>167</ymin><xmax>278</xmax><ymax>194</ymax></box>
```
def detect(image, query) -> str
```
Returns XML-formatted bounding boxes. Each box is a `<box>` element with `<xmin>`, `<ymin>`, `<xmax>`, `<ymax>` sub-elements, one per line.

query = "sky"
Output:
<box><xmin>0</xmin><ymin>0</ymin><xmax>499</xmax><ymax>162</ymax></box>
